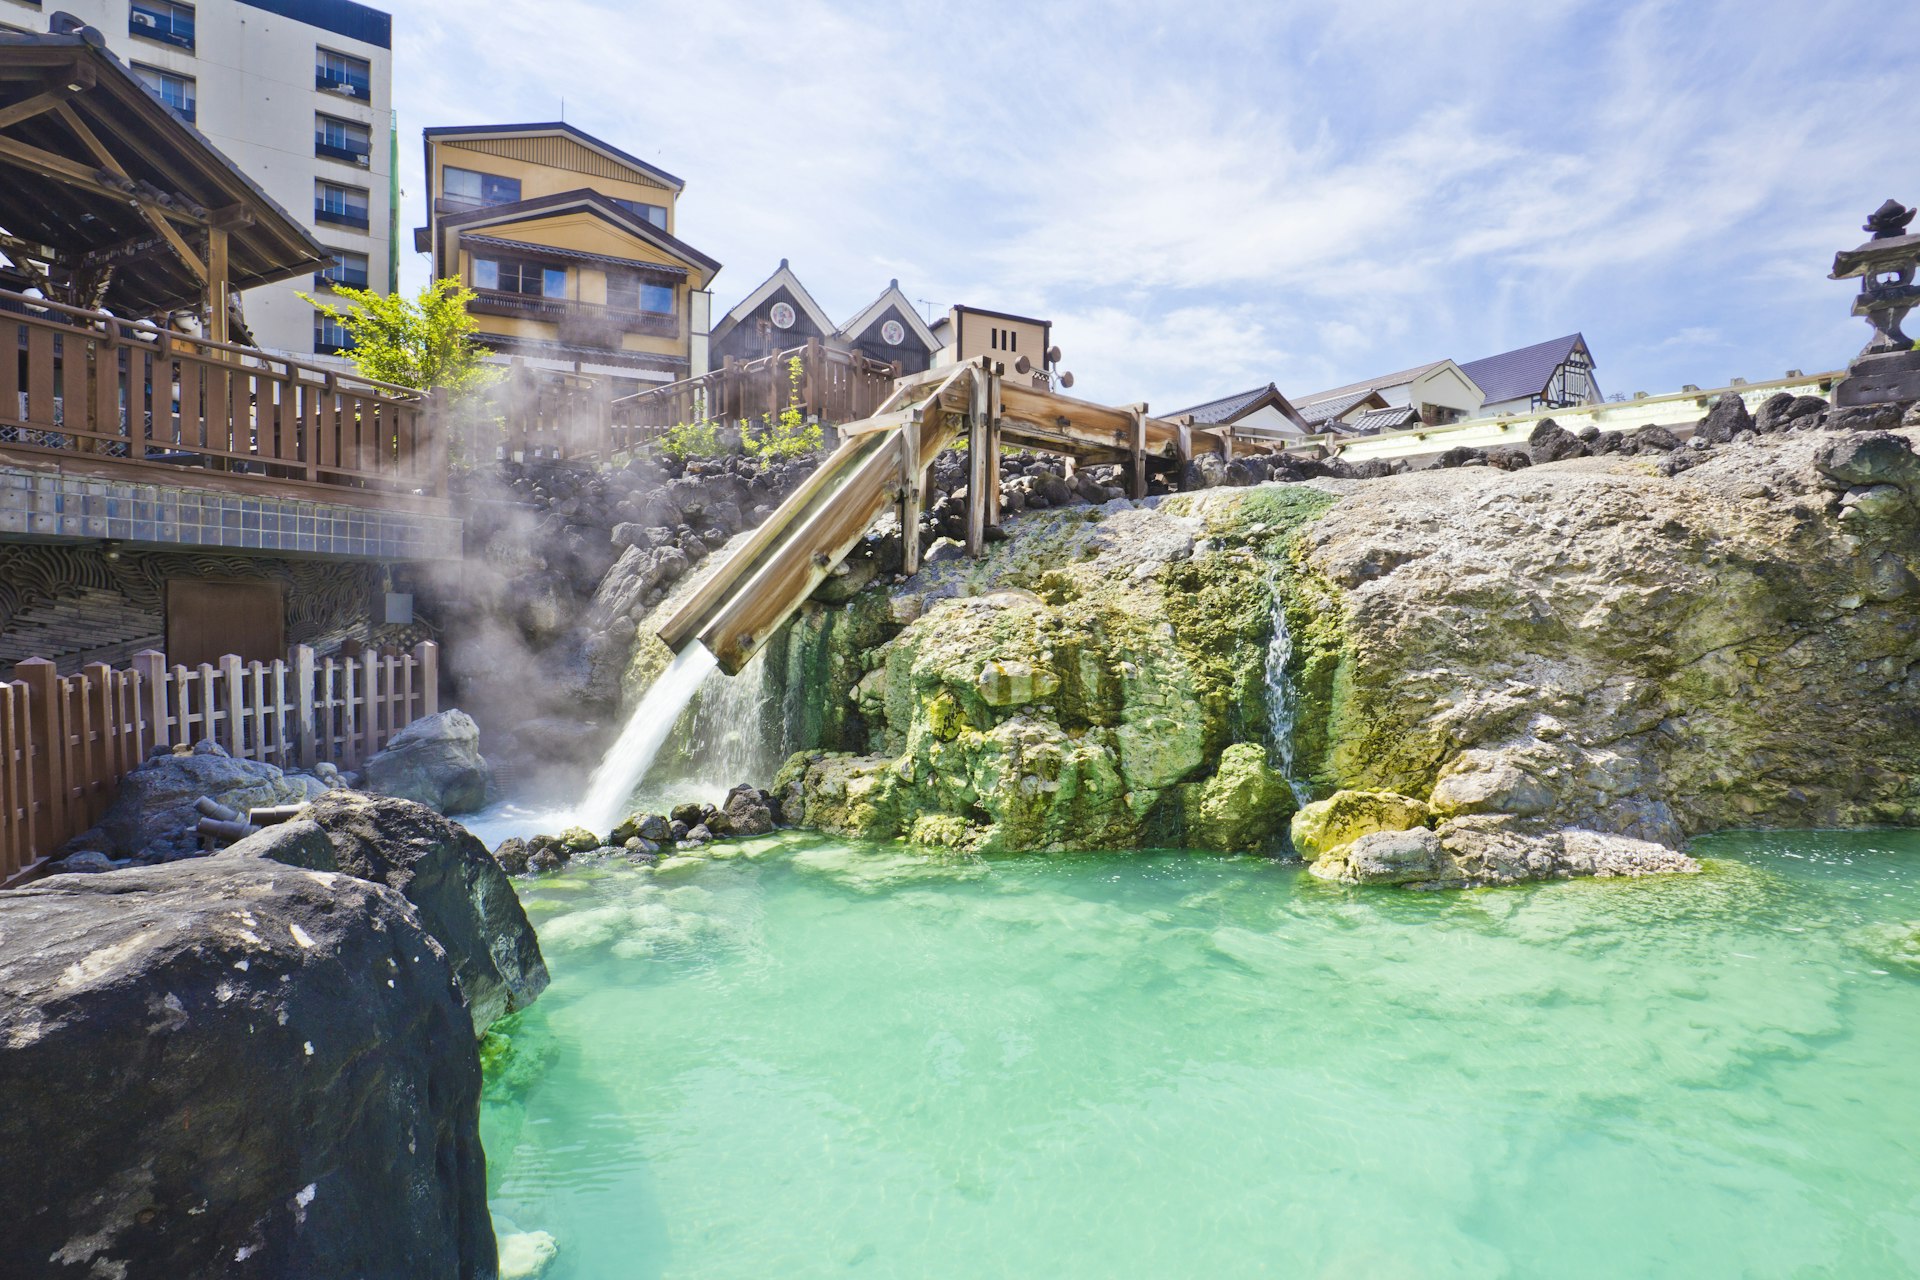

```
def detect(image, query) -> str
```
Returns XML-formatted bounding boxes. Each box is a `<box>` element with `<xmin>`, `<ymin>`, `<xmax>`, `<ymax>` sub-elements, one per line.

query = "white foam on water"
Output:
<box><xmin>575</xmin><ymin>643</ymin><xmax>720</xmax><ymax>835</ymax></box>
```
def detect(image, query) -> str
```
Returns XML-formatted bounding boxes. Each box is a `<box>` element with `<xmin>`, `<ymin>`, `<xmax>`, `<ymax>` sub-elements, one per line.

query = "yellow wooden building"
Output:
<box><xmin>416</xmin><ymin>122</ymin><xmax>721</xmax><ymax>393</ymax></box>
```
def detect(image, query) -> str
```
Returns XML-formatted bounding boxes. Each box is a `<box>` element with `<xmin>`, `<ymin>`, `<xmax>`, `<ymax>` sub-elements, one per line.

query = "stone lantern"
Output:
<box><xmin>1829</xmin><ymin>199</ymin><xmax>1920</xmax><ymax>406</ymax></box>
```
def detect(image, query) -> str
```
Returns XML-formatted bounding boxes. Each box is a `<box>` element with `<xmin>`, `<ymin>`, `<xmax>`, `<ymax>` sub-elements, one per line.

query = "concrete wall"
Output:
<box><xmin>0</xmin><ymin>0</ymin><xmax>396</xmax><ymax>361</ymax></box>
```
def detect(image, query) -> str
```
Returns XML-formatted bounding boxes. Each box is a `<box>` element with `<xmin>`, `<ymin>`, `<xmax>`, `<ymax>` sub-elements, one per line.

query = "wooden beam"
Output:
<box><xmin>966</xmin><ymin>367</ymin><xmax>989</xmax><ymax>557</ymax></box>
<box><xmin>0</xmin><ymin>134</ymin><xmax>206</xmax><ymax>228</ymax></box>
<box><xmin>1128</xmin><ymin>403</ymin><xmax>1149</xmax><ymax>500</ymax></box>
<box><xmin>55</xmin><ymin>103</ymin><xmax>209</xmax><ymax>281</ymax></box>
<box><xmin>900</xmin><ymin>405</ymin><xmax>924</xmax><ymax>577</ymax></box>
<box><xmin>0</xmin><ymin>86</ymin><xmax>79</xmax><ymax>132</ymax></box>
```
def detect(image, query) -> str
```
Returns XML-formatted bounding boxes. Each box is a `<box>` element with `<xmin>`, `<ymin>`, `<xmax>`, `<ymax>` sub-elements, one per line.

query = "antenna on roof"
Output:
<box><xmin>918</xmin><ymin>298</ymin><xmax>936</xmax><ymax>323</ymax></box>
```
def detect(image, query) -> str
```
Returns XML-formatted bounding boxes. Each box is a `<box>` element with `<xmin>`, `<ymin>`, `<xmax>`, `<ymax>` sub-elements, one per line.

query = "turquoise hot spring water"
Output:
<box><xmin>479</xmin><ymin>830</ymin><xmax>1920</xmax><ymax>1278</ymax></box>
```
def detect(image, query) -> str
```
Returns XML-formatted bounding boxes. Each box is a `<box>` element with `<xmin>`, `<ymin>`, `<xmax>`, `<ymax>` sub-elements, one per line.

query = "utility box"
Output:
<box><xmin>381</xmin><ymin>592</ymin><xmax>414</xmax><ymax>625</ymax></box>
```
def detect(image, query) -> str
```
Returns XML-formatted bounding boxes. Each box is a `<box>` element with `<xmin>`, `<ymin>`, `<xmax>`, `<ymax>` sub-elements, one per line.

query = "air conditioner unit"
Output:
<box><xmin>329</xmin><ymin>82</ymin><xmax>358</xmax><ymax>96</ymax></box>
<box><xmin>132</xmin><ymin>11</ymin><xmax>156</xmax><ymax>25</ymax></box>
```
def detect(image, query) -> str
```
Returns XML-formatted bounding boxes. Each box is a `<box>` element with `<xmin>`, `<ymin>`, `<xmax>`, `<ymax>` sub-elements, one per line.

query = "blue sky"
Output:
<box><xmin>391</xmin><ymin>0</ymin><xmax>1915</xmax><ymax>411</ymax></box>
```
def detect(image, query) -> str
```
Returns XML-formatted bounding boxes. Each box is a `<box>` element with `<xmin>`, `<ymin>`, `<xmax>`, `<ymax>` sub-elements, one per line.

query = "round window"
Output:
<box><xmin>880</xmin><ymin>319</ymin><xmax>906</xmax><ymax>346</ymax></box>
<box><xmin>769</xmin><ymin>301</ymin><xmax>796</xmax><ymax>329</ymax></box>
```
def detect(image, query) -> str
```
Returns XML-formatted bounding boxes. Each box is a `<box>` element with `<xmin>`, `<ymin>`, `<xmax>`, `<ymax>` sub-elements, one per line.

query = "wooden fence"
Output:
<box><xmin>0</xmin><ymin>288</ymin><xmax>441</xmax><ymax>502</ymax></box>
<box><xmin>612</xmin><ymin>339</ymin><xmax>900</xmax><ymax>437</ymax></box>
<box><xmin>0</xmin><ymin>641</ymin><xmax>438</xmax><ymax>887</ymax></box>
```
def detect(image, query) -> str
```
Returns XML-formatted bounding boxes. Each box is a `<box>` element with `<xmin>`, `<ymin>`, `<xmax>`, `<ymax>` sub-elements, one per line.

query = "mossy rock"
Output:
<box><xmin>1289</xmin><ymin>789</ymin><xmax>1430</xmax><ymax>861</ymax></box>
<box><xmin>1186</xmin><ymin>743</ymin><xmax>1295</xmax><ymax>852</ymax></box>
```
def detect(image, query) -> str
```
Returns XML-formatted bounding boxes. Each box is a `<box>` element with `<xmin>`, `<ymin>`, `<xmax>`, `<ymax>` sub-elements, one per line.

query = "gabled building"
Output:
<box><xmin>1297</xmin><ymin>387</ymin><xmax>1391</xmax><ymax>433</ymax></box>
<box><xmin>417</xmin><ymin>122</ymin><xmax>721</xmax><ymax>393</ymax></box>
<box><xmin>1459</xmin><ymin>333</ymin><xmax>1600</xmax><ymax>417</ymax></box>
<box><xmin>708</xmin><ymin>259</ymin><xmax>837</xmax><ymax>365</ymax></box>
<box><xmin>835</xmin><ymin>279</ymin><xmax>938</xmax><ymax>374</ymax></box>
<box><xmin>1297</xmin><ymin>358</ymin><xmax>1485</xmax><ymax>431</ymax></box>
<box><xmin>1172</xmin><ymin>384</ymin><xmax>1312</xmax><ymax>440</ymax></box>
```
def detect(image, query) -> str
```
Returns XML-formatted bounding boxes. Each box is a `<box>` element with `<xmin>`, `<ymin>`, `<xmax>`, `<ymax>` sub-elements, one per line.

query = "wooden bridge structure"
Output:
<box><xmin>659</xmin><ymin>358</ymin><xmax>1230</xmax><ymax>675</ymax></box>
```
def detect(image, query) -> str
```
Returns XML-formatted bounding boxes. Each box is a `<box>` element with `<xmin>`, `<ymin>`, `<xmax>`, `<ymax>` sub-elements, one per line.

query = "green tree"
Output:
<box><xmin>302</xmin><ymin>277</ymin><xmax>497</xmax><ymax>397</ymax></box>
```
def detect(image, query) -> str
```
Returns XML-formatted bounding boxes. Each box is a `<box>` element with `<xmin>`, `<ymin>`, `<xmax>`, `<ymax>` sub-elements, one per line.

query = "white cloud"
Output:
<box><xmin>387</xmin><ymin>0</ymin><xmax>1917</xmax><ymax>402</ymax></box>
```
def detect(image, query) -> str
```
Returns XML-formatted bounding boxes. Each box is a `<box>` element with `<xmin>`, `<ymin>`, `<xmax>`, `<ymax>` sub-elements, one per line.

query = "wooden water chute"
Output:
<box><xmin>657</xmin><ymin>359</ymin><xmax>1232</xmax><ymax>676</ymax></box>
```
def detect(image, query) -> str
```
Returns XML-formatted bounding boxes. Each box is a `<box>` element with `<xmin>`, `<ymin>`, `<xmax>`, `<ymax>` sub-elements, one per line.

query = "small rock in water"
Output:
<box><xmin>492</xmin><ymin>838</ymin><xmax>530</xmax><ymax>875</ymax></box>
<box><xmin>669</xmin><ymin>802</ymin><xmax>704</xmax><ymax>828</ymax></box>
<box><xmin>684</xmin><ymin>824</ymin><xmax>713</xmax><ymax>844</ymax></box>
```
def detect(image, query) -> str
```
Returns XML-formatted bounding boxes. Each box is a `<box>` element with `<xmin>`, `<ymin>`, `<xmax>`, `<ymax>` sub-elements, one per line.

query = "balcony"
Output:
<box><xmin>315</xmin><ymin>205</ymin><xmax>371</xmax><ymax>230</ymax></box>
<box><xmin>315</xmin><ymin>140</ymin><xmax>371</xmax><ymax>167</ymax></box>
<box><xmin>129</xmin><ymin>16</ymin><xmax>192</xmax><ymax>50</ymax></box>
<box><xmin>469</xmin><ymin>292</ymin><xmax>679</xmax><ymax>347</ymax></box>
<box><xmin>313</xmin><ymin>271</ymin><xmax>370</xmax><ymax>291</ymax></box>
<box><xmin>316</xmin><ymin>71</ymin><xmax>370</xmax><ymax>101</ymax></box>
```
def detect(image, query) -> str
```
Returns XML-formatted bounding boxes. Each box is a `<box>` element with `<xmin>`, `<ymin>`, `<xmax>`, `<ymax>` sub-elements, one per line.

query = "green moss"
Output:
<box><xmin>1160</xmin><ymin>548</ymin><xmax>1272</xmax><ymax>745</ymax></box>
<box><xmin>1206</xmin><ymin>484</ymin><xmax>1339</xmax><ymax>553</ymax></box>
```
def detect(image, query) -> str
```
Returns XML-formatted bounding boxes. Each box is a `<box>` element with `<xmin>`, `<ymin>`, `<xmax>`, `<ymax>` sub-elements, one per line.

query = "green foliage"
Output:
<box><xmin>302</xmin><ymin>278</ymin><xmax>501</xmax><ymax>468</ymax></box>
<box><xmin>301</xmin><ymin>277</ymin><xmax>496</xmax><ymax>397</ymax></box>
<box><xmin>743</xmin><ymin>356</ymin><xmax>823</xmax><ymax>460</ymax></box>
<box><xmin>660</xmin><ymin>390</ymin><xmax>727</xmax><ymax>460</ymax></box>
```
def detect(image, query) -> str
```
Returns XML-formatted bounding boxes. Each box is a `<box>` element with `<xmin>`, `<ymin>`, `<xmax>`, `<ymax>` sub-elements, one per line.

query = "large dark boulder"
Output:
<box><xmin>81</xmin><ymin>743</ymin><xmax>326</xmax><ymax>861</ymax></box>
<box><xmin>364</xmin><ymin>709</ymin><xmax>491</xmax><ymax>815</ymax></box>
<box><xmin>1527</xmin><ymin>418</ymin><xmax>1589</xmax><ymax>464</ymax></box>
<box><xmin>1693</xmin><ymin>392</ymin><xmax>1753</xmax><ymax>442</ymax></box>
<box><xmin>0</xmin><ymin>857</ymin><xmax>496</xmax><ymax>1279</ymax></box>
<box><xmin>1755</xmin><ymin>392</ymin><xmax>1828</xmax><ymax>434</ymax></box>
<box><xmin>230</xmin><ymin>791</ymin><xmax>548</xmax><ymax>1035</ymax></box>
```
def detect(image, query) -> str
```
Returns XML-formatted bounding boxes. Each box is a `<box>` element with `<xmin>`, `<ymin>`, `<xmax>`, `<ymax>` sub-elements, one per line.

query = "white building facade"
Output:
<box><xmin>0</xmin><ymin>0</ymin><xmax>393</xmax><ymax>358</ymax></box>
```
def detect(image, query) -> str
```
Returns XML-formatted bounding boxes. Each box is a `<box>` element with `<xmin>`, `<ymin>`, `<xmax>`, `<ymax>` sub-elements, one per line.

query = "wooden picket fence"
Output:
<box><xmin>0</xmin><ymin>641</ymin><xmax>438</xmax><ymax>887</ymax></box>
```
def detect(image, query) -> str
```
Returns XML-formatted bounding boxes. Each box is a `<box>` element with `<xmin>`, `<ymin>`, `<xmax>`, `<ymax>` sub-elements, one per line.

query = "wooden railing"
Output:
<box><xmin>0</xmin><ymin>641</ymin><xmax>438</xmax><ymax>886</ymax></box>
<box><xmin>612</xmin><ymin>339</ymin><xmax>901</xmax><ymax>438</ymax></box>
<box><xmin>0</xmin><ymin>288</ymin><xmax>442</xmax><ymax>502</ymax></box>
<box><xmin>492</xmin><ymin>362</ymin><xmax>612</xmax><ymax>462</ymax></box>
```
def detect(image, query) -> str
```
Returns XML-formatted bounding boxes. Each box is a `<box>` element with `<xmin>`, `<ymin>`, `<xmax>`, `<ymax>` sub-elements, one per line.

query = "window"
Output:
<box><xmin>132</xmin><ymin>64</ymin><xmax>195</xmax><ymax>121</ymax></box>
<box><xmin>316</xmin><ymin>48</ymin><xmax>371</xmax><ymax>99</ymax></box>
<box><xmin>605</xmin><ymin>273</ymin><xmax>675</xmax><ymax>315</ymax></box>
<box><xmin>441</xmin><ymin>166</ymin><xmax>521</xmax><ymax>210</ymax></box>
<box><xmin>130</xmin><ymin>0</ymin><xmax>193</xmax><ymax>49</ymax></box>
<box><xmin>317</xmin><ymin>250</ymin><xmax>370</xmax><ymax>290</ymax></box>
<box><xmin>315</xmin><ymin>114</ymin><xmax>371</xmax><ymax>165</ymax></box>
<box><xmin>610</xmin><ymin>197</ymin><xmax>668</xmax><ymax>229</ymax></box>
<box><xmin>474</xmin><ymin>257</ymin><xmax>566</xmax><ymax>299</ymax></box>
<box><xmin>314</xmin><ymin>180</ymin><xmax>369</xmax><ymax>229</ymax></box>
<box><xmin>314</xmin><ymin>313</ymin><xmax>352</xmax><ymax>353</ymax></box>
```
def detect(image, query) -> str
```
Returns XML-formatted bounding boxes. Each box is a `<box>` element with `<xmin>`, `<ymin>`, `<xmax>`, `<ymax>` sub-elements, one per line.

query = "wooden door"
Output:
<box><xmin>165</xmin><ymin>579</ymin><xmax>285</xmax><ymax>667</ymax></box>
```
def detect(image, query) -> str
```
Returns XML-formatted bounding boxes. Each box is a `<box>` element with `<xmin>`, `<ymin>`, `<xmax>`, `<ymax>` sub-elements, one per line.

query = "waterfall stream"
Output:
<box><xmin>1265</xmin><ymin>579</ymin><xmax>1312</xmax><ymax>805</ymax></box>
<box><xmin>676</xmin><ymin>645</ymin><xmax>782</xmax><ymax>799</ymax></box>
<box><xmin>576</xmin><ymin>643</ymin><xmax>719</xmax><ymax>835</ymax></box>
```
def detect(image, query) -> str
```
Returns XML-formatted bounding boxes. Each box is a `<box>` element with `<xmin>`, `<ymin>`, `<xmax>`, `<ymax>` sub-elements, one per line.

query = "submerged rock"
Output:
<box><xmin>0</xmin><ymin>857</ymin><xmax>493</xmax><ymax>1277</ymax></box>
<box><xmin>232</xmin><ymin>791</ymin><xmax>549</xmax><ymax>1036</ymax></box>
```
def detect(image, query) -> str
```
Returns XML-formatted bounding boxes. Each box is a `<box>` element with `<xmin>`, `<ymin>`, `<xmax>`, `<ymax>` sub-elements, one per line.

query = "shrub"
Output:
<box><xmin>743</xmin><ymin>356</ymin><xmax>823</xmax><ymax>460</ymax></box>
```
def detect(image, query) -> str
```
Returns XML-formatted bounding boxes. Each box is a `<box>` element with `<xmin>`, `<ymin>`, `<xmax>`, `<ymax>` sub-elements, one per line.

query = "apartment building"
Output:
<box><xmin>0</xmin><ymin>0</ymin><xmax>394</xmax><ymax>359</ymax></box>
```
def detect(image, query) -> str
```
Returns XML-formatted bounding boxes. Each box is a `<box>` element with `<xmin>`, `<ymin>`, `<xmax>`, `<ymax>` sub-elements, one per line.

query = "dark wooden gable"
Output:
<box><xmin>711</xmin><ymin>283</ymin><xmax>831</xmax><ymax>364</ymax></box>
<box><xmin>841</xmin><ymin>301</ymin><xmax>933</xmax><ymax>373</ymax></box>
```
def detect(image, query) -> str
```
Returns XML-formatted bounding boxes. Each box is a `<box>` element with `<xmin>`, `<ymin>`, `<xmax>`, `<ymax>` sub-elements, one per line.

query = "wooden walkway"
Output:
<box><xmin>659</xmin><ymin>360</ymin><xmax>1228</xmax><ymax>674</ymax></box>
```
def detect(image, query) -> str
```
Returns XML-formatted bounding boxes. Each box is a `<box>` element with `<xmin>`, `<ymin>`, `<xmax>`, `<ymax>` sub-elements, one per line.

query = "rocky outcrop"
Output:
<box><xmin>231</xmin><ymin>791</ymin><xmax>548</xmax><ymax>1035</ymax></box>
<box><xmin>773</xmin><ymin>422</ymin><xmax>1920</xmax><ymax>885</ymax></box>
<box><xmin>75</xmin><ymin>742</ymin><xmax>326</xmax><ymax>862</ymax></box>
<box><xmin>364</xmin><ymin>709</ymin><xmax>491</xmax><ymax>814</ymax></box>
<box><xmin>0</xmin><ymin>856</ymin><xmax>495</xmax><ymax>1278</ymax></box>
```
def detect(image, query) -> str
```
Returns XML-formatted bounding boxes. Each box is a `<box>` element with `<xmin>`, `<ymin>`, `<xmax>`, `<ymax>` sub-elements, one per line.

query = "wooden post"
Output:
<box><xmin>132</xmin><ymin>650</ymin><xmax>168</xmax><ymax>754</ymax></box>
<box><xmin>291</xmin><ymin>644</ymin><xmax>316</xmax><ymax>769</ymax></box>
<box><xmin>204</xmin><ymin>226</ymin><xmax>230</xmax><ymax>348</ymax></box>
<box><xmin>1128</xmin><ymin>404</ymin><xmax>1149</xmax><ymax>500</ymax></box>
<box><xmin>1175</xmin><ymin>417</ymin><xmax>1194</xmax><ymax>492</ymax></box>
<box><xmin>900</xmin><ymin>412</ymin><xmax>924</xmax><ymax>577</ymax></box>
<box><xmin>220</xmin><ymin>653</ymin><xmax>244</xmax><ymax>757</ymax></box>
<box><xmin>414</xmin><ymin>641</ymin><xmax>439</xmax><ymax>718</ymax></box>
<box><xmin>985</xmin><ymin>371</ymin><xmax>1003</xmax><ymax>529</ymax></box>
<box><xmin>966</xmin><ymin>376</ymin><xmax>989</xmax><ymax>557</ymax></box>
<box><xmin>15</xmin><ymin>659</ymin><xmax>64</xmax><ymax>856</ymax></box>
<box><xmin>361</xmin><ymin>652</ymin><xmax>379</xmax><ymax>765</ymax></box>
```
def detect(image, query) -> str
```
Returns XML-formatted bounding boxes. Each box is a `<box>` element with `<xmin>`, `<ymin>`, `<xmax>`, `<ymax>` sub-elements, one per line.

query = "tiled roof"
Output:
<box><xmin>1346</xmin><ymin>405</ymin><xmax>1420</xmax><ymax>435</ymax></box>
<box><xmin>1298</xmin><ymin>360</ymin><xmax>1446</xmax><ymax>407</ymax></box>
<box><xmin>1175</xmin><ymin>386</ymin><xmax>1270</xmax><ymax>424</ymax></box>
<box><xmin>1297</xmin><ymin>388</ymin><xmax>1383</xmax><ymax>425</ymax></box>
<box><xmin>1458</xmin><ymin>334</ymin><xmax>1587</xmax><ymax>405</ymax></box>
